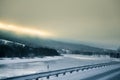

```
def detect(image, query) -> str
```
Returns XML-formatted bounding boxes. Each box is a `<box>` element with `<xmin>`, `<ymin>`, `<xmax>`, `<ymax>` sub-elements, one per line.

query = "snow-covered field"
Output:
<box><xmin>0</xmin><ymin>56</ymin><xmax>63</xmax><ymax>65</ymax></box>
<box><xmin>0</xmin><ymin>54</ymin><xmax>120</xmax><ymax>80</ymax></box>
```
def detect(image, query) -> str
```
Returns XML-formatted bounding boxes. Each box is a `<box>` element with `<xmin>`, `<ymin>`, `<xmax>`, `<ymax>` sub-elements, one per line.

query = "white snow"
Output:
<box><xmin>0</xmin><ymin>56</ymin><xmax>63</xmax><ymax>65</ymax></box>
<box><xmin>0</xmin><ymin>39</ymin><xmax>25</xmax><ymax>47</ymax></box>
<box><xmin>43</xmin><ymin>63</ymin><xmax>120</xmax><ymax>80</ymax></box>
<box><xmin>0</xmin><ymin>54</ymin><xmax>120</xmax><ymax>80</ymax></box>
<box><xmin>63</xmin><ymin>54</ymin><xmax>111</xmax><ymax>60</ymax></box>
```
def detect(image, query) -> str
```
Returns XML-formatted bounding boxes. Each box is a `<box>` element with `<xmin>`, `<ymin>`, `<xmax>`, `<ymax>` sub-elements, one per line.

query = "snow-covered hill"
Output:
<box><xmin>0</xmin><ymin>39</ymin><xmax>25</xmax><ymax>47</ymax></box>
<box><xmin>0</xmin><ymin>39</ymin><xmax>60</xmax><ymax>58</ymax></box>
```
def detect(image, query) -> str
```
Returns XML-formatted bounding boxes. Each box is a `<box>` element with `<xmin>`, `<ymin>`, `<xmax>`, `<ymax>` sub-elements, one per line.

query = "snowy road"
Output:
<box><xmin>46</xmin><ymin>63</ymin><xmax>120</xmax><ymax>80</ymax></box>
<box><xmin>48</xmin><ymin>63</ymin><xmax>120</xmax><ymax>80</ymax></box>
<box><xmin>0</xmin><ymin>54</ymin><xmax>120</xmax><ymax>80</ymax></box>
<box><xmin>2</xmin><ymin>61</ymin><xmax>120</xmax><ymax>80</ymax></box>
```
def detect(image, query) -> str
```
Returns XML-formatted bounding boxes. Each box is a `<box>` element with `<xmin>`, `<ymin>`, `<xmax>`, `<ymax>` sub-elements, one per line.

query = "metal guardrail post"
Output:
<box><xmin>2</xmin><ymin>61</ymin><xmax>120</xmax><ymax>80</ymax></box>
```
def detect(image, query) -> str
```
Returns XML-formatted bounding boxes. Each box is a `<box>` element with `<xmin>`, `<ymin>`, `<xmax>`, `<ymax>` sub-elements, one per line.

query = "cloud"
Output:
<box><xmin>0</xmin><ymin>0</ymin><xmax>120</xmax><ymax>49</ymax></box>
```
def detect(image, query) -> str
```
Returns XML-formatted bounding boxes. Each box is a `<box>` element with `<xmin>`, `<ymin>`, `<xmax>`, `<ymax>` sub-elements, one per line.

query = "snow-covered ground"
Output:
<box><xmin>0</xmin><ymin>56</ymin><xmax>63</xmax><ymax>65</ymax></box>
<box><xmin>42</xmin><ymin>63</ymin><xmax>120</xmax><ymax>80</ymax></box>
<box><xmin>0</xmin><ymin>54</ymin><xmax>120</xmax><ymax>79</ymax></box>
<box><xmin>64</xmin><ymin>54</ymin><xmax>111</xmax><ymax>60</ymax></box>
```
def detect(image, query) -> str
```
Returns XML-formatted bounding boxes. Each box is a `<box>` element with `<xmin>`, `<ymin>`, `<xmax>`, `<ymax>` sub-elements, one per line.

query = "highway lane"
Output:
<box><xmin>2</xmin><ymin>61</ymin><xmax>120</xmax><ymax>80</ymax></box>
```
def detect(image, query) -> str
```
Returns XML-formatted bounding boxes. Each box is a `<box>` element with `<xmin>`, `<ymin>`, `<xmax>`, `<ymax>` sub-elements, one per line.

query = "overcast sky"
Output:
<box><xmin>0</xmin><ymin>0</ymin><xmax>120</xmax><ymax>49</ymax></box>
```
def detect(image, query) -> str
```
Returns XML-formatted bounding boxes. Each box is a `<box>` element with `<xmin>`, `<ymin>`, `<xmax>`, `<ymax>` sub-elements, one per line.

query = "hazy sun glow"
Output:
<box><xmin>0</xmin><ymin>22</ymin><xmax>53</xmax><ymax>38</ymax></box>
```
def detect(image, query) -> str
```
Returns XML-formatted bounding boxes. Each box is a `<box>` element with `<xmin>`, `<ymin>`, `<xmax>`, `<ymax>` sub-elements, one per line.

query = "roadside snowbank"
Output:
<box><xmin>63</xmin><ymin>54</ymin><xmax>120</xmax><ymax>61</ymax></box>
<box><xmin>0</xmin><ymin>56</ymin><xmax>63</xmax><ymax>65</ymax></box>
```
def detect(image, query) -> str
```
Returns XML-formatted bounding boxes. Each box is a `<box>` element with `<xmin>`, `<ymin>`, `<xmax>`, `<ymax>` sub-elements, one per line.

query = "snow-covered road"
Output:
<box><xmin>47</xmin><ymin>62</ymin><xmax>120</xmax><ymax>80</ymax></box>
<box><xmin>3</xmin><ymin>61</ymin><xmax>120</xmax><ymax>80</ymax></box>
<box><xmin>0</xmin><ymin>54</ymin><xmax>120</xmax><ymax>80</ymax></box>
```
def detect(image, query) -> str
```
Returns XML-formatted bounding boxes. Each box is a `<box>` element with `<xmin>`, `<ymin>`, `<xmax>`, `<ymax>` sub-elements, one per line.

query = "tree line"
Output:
<box><xmin>0</xmin><ymin>44</ymin><xmax>60</xmax><ymax>58</ymax></box>
<box><xmin>71</xmin><ymin>50</ymin><xmax>120</xmax><ymax>58</ymax></box>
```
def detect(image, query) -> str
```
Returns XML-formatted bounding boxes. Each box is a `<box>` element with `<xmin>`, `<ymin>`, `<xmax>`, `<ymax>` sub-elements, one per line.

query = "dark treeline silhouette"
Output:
<box><xmin>0</xmin><ymin>44</ymin><xmax>60</xmax><ymax>58</ymax></box>
<box><xmin>0</xmin><ymin>39</ymin><xmax>119</xmax><ymax>58</ymax></box>
<box><xmin>72</xmin><ymin>50</ymin><xmax>120</xmax><ymax>58</ymax></box>
<box><xmin>109</xmin><ymin>52</ymin><xmax>120</xmax><ymax>58</ymax></box>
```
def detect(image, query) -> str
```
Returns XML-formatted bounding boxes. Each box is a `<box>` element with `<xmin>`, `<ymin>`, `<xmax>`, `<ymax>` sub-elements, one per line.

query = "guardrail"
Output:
<box><xmin>2</xmin><ymin>61</ymin><xmax>120</xmax><ymax>80</ymax></box>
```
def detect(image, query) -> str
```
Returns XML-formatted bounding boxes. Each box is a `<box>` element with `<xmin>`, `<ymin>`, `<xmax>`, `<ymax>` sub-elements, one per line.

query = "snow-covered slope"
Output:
<box><xmin>0</xmin><ymin>39</ymin><xmax>25</xmax><ymax>47</ymax></box>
